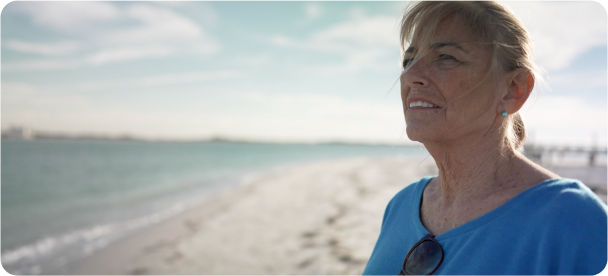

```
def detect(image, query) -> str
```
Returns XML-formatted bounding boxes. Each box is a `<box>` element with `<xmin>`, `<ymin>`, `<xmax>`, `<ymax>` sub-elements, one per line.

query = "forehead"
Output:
<box><xmin>409</xmin><ymin>14</ymin><xmax>481</xmax><ymax>51</ymax></box>
<box><xmin>433</xmin><ymin>15</ymin><xmax>479</xmax><ymax>43</ymax></box>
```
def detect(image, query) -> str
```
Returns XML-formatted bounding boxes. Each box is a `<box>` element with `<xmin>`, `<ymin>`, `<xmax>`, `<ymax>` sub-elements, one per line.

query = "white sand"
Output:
<box><xmin>69</xmin><ymin>156</ymin><xmax>606</xmax><ymax>275</ymax></box>
<box><xmin>70</xmin><ymin>156</ymin><xmax>438</xmax><ymax>275</ymax></box>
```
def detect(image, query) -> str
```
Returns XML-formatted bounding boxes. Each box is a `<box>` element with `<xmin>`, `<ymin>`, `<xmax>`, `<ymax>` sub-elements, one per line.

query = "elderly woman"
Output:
<box><xmin>363</xmin><ymin>1</ymin><xmax>607</xmax><ymax>275</ymax></box>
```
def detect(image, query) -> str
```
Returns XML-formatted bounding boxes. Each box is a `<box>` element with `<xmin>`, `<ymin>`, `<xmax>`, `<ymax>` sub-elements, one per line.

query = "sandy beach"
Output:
<box><xmin>67</xmin><ymin>156</ymin><xmax>606</xmax><ymax>275</ymax></box>
<box><xmin>68</xmin><ymin>156</ymin><xmax>438</xmax><ymax>275</ymax></box>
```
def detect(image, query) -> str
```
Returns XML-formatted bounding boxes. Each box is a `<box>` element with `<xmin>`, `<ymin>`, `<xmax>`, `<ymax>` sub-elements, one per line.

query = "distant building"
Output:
<box><xmin>2</xmin><ymin>126</ymin><xmax>34</xmax><ymax>140</ymax></box>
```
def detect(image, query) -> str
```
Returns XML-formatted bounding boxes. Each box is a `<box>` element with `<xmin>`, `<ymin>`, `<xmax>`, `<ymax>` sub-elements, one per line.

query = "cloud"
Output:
<box><xmin>1</xmin><ymin>71</ymin><xmax>240</xmax><ymax>139</ymax></box>
<box><xmin>1</xmin><ymin>83</ymin><xmax>405</xmax><ymax>143</ymax></box>
<box><xmin>84</xmin><ymin>46</ymin><xmax>173</xmax><ymax>65</ymax></box>
<box><xmin>1</xmin><ymin>83</ymin><xmax>38</xmax><ymax>100</ymax></box>
<box><xmin>2</xmin><ymin>83</ymin><xmax>92</xmax><ymax>126</ymax></box>
<box><xmin>0</xmin><ymin>70</ymin><xmax>242</xmax><ymax>103</ymax></box>
<box><xmin>98</xmin><ymin>3</ymin><xmax>220</xmax><ymax>56</ymax></box>
<box><xmin>304</xmin><ymin>3</ymin><xmax>323</xmax><ymax>20</ymax></box>
<box><xmin>0</xmin><ymin>70</ymin><xmax>242</xmax><ymax>99</ymax></box>
<box><xmin>279</xmin><ymin>16</ymin><xmax>399</xmax><ymax>51</ymax></box>
<box><xmin>101</xmin><ymin>4</ymin><xmax>203</xmax><ymax>44</ymax></box>
<box><xmin>3</xmin><ymin>60</ymin><xmax>82</xmax><ymax>71</ymax></box>
<box><xmin>272</xmin><ymin>15</ymin><xmax>401</xmax><ymax>75</ymax></box>
<box><xmin>148</xmin><ymin>0</ymin><xmax>188</xmax><ymax>6</ymax></box>
<box><xmin>130</xmin><ymin>70</ymin><xmax>240</xmax><ymax>87</ymax></box>
<box><xmin>3</xmin><ymin>46</ymin><xmax>173</xmax><ymax>71</ymax></box>
<box><xmin>312</xmin><ymin>16</ymin><xmax>397</xmax><ymax>48</ymax></box>
<box><xmin>506</xmin><ymin>1</ymin><xmax>607</xmax><ymax>71</ymax></box>
<box><xmin>522</xmin><ymin>95</ymin><xmax>607</xmax><ymax>145</ymax></box>
<box><xmin>276</xmin><ymin>2</ymin><xmax>607</xmax><ymax>75</ymax></box>
<box><xmin>4</xmin><ymin>2</ymin><xmax>220</xmax><ymax>71</ymax></box>
<box><xmin>547</xmin><ymin>69</ymin><xmax>607</xmax><ymax>93</ymax></box>
<box><xmin>0</xmin><ymin>84</ymin><xmax>214</xmax><ymax>138</ymax></box>
<box><xmin>5</xmin><ymin>40</ymin><xmax>82</xmax><ymax>56</ymax></box>
<box><xmin>70</xmin><ymin>70</ymin><xmax>241</xmax><ymax>92</ymax></box>
<box><xmin>237</xmin><ymin>91</ymin><xmax>406</xmax><ymax>142</ymax></box>
<box><xmin>9</xmin><ymin>2</ymin><xmax>121</xmax><ymax>33</ymax></box>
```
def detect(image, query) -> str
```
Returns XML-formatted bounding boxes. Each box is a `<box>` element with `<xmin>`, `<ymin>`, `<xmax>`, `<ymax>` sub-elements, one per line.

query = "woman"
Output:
<box><xmin>363</xmin><ymin>1</ymin><xmax>607</xmax><ymax>275</ymax></box>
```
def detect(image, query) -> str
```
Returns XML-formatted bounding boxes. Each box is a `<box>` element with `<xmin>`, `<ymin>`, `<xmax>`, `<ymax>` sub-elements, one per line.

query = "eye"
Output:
<box><xmin>402</xmin><ymin>58</ymin><xmax>414</xmax><ymax>69</ymax></box>
<box><xmin>437</xmin><ymin>54</ymin><xmax>456</xmax><ymax>61</ymax></box>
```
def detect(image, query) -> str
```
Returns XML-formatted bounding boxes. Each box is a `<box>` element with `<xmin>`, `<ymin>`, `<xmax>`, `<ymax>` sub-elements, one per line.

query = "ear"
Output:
<box><xmin>500</xmin><ymin>70</ymin><xmax>533</xmax><ymax>114</ymax></box>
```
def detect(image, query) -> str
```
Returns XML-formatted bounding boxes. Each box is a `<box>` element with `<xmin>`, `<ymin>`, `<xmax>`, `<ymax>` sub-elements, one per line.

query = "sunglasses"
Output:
<box><xmin>398</xmin><ymin>234</ymin><xmax>444</xmax><ymax>275</ymax></box>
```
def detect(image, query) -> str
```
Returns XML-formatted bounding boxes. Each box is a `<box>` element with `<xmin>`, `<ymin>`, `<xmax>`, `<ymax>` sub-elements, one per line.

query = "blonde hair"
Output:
<box><xmin>400</xmin><ymin>1</ymin><xmax>541</xmax><ymax>151</ymax></box>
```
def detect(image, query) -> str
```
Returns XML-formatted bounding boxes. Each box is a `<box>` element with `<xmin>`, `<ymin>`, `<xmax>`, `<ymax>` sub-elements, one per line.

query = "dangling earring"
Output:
<box><xmin>501</xmin><ymin>111</ymin><xmax>508</xmax><ymax>117</ymax></box>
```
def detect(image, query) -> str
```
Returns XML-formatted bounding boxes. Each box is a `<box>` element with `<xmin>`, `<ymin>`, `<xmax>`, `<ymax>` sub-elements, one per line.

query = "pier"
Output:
<box><xmin>524</xmin><ymin>144</ymin><xmax>608</xmax><ymax>167</ymax></box>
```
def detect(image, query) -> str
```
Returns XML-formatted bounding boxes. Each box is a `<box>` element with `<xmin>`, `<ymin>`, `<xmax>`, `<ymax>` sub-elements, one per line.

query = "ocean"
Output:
<box><xmin>1</xmin><ymin>139</ymin><xmax>428</xmax><ymax>274</ymax></box>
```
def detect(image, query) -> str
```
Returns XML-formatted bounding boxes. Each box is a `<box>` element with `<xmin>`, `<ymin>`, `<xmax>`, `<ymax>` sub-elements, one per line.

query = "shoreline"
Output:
<box><xmin>1</xmin><ymin>138</ymin><xmax>432</xmax><ymax>275</ymax></box>
<box><xmin>66</xmin><ymin>156</ymin><xmax>605</xmax><ymax>274</ymax></box>
<box><xmin>65</xmin><ymin>184</ymin><xmax>244</xmax><ymax>275</ymax></box>
<box><xmin>68</xmin><ymin>156</ymin><xmax>438</xmax><ymax>274</ymax></box>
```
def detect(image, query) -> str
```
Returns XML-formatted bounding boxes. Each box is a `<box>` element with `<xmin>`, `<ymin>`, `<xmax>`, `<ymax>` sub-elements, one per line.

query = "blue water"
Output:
<box><xmin>1</xmin><ymin>139</ymin><xmax>427</xmax><ymax>274</ymax></box>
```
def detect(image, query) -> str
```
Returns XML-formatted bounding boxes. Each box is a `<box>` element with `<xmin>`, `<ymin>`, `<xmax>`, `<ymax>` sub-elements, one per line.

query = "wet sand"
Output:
<box><xmin>69</xmin><ymin>156</ymin><xmax>605</xmax><ymax>275</ymax></box>
<box><xmin>70</xmin><ymin>156</ymin><xmax>438</xmax><ymax>274</ymax></box>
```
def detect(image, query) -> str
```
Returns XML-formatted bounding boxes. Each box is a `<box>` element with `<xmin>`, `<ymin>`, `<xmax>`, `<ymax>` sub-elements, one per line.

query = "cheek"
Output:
<box><xmin>447</xmin><ymin>73</ymin><xmax>491</xmax><ymax>106</ymax></box>
<box><xmin>450</xmin><ymin>82</ymin><xmax>498</xmax><ymax>124</ymax></box>
<box><xmin>458</xmin><ymin>78</ymin><xmax>470</xmax><ymax>93</ymax></box>
<box><xmin>400</xmin><ymin>76</ymin><xmax>409</xmax><ymax>106</ymax></box>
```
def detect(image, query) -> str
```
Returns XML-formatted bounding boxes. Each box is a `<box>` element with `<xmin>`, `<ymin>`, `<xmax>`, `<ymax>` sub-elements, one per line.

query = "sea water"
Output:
<box><xmin>1</xmin><ymin>139</ymin><xmax>428</xmax><ymax>274</ymax></box>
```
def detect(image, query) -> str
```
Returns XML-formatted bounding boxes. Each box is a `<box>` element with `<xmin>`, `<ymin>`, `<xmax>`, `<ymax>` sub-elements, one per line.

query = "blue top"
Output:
<box><xmin>363</xmin><ymin>177</ymin><xmax>608</xmax><ymax>275</ymax></box>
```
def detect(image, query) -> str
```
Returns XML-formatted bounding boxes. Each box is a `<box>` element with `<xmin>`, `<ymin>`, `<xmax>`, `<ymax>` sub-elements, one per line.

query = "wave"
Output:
<box><xmin>1</xmin><ymin>201</ymin><xmax>191</xmax><ymax>274</ymax></box>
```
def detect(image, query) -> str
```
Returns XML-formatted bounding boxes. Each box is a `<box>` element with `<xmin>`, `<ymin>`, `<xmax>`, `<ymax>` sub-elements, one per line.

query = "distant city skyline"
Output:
<box><xmin>2</xmin><ymin>1</ymin><xmax>606</xmax><ymax>146</ymax></box>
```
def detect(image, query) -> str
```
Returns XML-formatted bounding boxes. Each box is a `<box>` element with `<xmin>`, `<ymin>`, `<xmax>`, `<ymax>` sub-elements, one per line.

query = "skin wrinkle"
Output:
<box><xmin>402</xmin><ymin>51</ymin><xmax>497</xmax><ymax>146</ymax></box>
<box><xmin>402</xmin><ymin>16</ymin><xmax>508</xmax><ymax>150</ymax></box>
<box><xmin>402</xmin><ymin>15</ymin><xmax>558</xmax><ymax>236</ymax></box>
<box><xmin>402</xmin><ymin>40</ymin><xmax>501</xmax><ymax>145</ymax></box>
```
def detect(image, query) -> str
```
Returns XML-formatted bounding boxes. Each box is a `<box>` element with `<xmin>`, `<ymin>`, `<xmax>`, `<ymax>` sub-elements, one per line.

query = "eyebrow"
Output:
<box><xmin>405</xmin><ymin>42</ymin><xmax>469</xmax><ymax>54</ymax></box>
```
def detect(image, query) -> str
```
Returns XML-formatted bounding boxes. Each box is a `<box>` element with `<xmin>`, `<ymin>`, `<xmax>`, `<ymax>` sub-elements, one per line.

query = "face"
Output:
<box><xmin>401</xmin><ymin>15</ymin><xmax>502</xmax><ymax>145</ymax></box>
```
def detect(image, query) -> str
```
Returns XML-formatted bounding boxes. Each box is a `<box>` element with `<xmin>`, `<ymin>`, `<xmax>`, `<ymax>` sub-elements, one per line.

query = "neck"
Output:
<box><xmin>417</xmin><ymin>126</ymin><xmax>560</xmax><ymax>237</ymax></box>
<box><xmin>423</xmin><ymin>130</ymin><xmax>517</xmax><ymax>203</ymax></box>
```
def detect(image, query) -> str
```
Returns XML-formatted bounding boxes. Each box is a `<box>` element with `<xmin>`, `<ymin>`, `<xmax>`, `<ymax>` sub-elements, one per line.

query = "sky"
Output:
<box><xmin>1</xmin><ymin>1</ymin><xmax>606</xmax><ymax>147</ymax></box>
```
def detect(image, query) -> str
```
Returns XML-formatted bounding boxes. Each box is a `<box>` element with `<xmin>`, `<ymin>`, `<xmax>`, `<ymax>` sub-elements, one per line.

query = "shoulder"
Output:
<box><xmin>381</xmin><ymin>177</ymin><xmax>433</xmax><ymax>224</ymax></box>
<box><xmin>386</xmin><ymin>177</ymin><xmax>432</xmax><ymax>209</ymax></box>
<box><xmin>525</xmin><ymin>178</ymin><xmax>607</xmax><ymax>227</ymax></box>
<box><xmin>526</xmin><ymin>179</ymin><xmax>608</xmax><ymax>273</ymax></box>
<box><xmin>365</xmin><ymin>177</ymin><xmax>435</xmax><ymax>275</ymax></box>
<box><xmin>481</xmin><ymin>178</ymin><xmax>608</xmax><ymax>274</ymax></box>
<box><xmin>533</xmin><ymin>178</ymin><xmax>607</xmax><ymax>216</ymax></box>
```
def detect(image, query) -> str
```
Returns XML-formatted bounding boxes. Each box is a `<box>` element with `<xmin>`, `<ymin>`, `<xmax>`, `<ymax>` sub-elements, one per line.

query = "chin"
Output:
<box><xmin>405</xmin><ymin>125</ymin><xmax>424</xmax><ymax>143</ymax></box>
<box><xmin>405</xmin><ymin>124</ymin><xmax>443</xmax><ymax>145</ymax></box>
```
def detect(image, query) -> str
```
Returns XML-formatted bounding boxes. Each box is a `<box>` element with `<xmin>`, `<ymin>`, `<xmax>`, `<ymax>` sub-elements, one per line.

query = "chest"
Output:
<box><xmin>364</xmin><ymin>212</ymin><xmax>563</xmax><ymax>275</ymax></box>
<box><xmin>365</xmin><ymin>205</ymin><xmax>571</xmax><ymax>275</ymax></box>
<box><xmin>419</xmin><ymin>193</ymin><xmax>512</xmax><ymax>236</ymax></box>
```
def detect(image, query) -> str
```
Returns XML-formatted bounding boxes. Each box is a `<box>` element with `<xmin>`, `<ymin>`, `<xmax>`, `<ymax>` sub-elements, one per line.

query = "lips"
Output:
<box><xmin>409</xmin><ymin>100</ymin><xmax>438</xmax><ymax>108</ymax></box>
<box><xmin>407</xmin><ymin>98</ymin><xmax>440</xmax><ymax>109</ymax></box>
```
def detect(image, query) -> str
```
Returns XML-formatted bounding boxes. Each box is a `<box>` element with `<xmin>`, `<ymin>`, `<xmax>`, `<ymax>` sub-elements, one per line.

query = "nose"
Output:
<box><xmin>401</xmin><ymin>57</ymin><xmax>430</xmax><ymax>88</ymax></box>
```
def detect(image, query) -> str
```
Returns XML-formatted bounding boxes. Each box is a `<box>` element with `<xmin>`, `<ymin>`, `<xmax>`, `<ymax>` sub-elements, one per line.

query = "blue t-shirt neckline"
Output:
<box><xmin>364</xmin><ymin>176</ymin><xmax>607</xmax><ymax>275</ymax></box>
<box><xmin>410</xmin><ymin>177</ymin><xmax>563</xmax><ymax>241</ymax></box>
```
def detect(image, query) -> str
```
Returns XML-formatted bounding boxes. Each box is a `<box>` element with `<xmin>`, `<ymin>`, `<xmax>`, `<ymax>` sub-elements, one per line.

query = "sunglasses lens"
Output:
<box><xmin>403</xmin><ymin>240</ymin><xmax>443</xmax><ymax>275</ymax></box>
